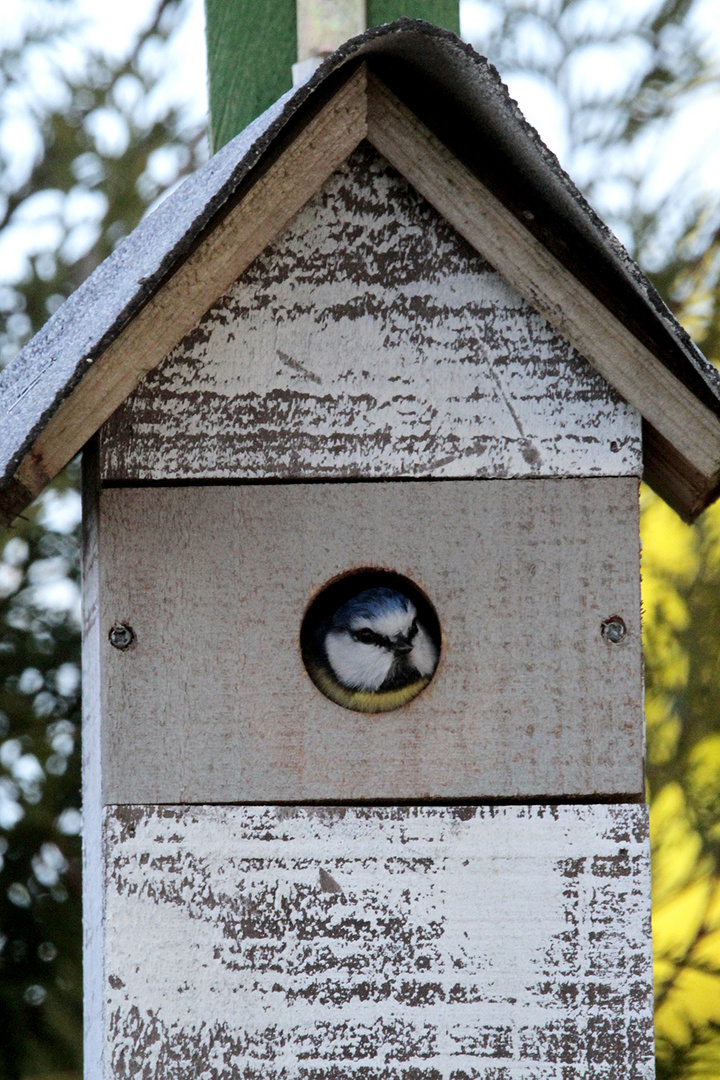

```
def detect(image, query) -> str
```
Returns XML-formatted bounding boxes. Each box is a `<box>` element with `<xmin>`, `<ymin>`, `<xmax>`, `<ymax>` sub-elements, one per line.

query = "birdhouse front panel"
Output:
<box><xmin>96</xmin><ymin>477</ymin><xmax>642</xmax><ymax>804</ymax></box>
<box><xmin>98</xmin><ymin>144</ymin><xmax>642</xmax><ymax>484</ymax></box>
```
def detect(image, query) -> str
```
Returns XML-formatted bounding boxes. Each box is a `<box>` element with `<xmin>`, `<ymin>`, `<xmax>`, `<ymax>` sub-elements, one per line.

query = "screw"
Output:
<box><xmin>601</xmin><ymin>616</ymin><xmax>626</xmax><ymax>644</ymax></box>
<box><xmin>109</xmin><ymin>623</ymin><xmax>135</xmax><ymax>650</ymax></box>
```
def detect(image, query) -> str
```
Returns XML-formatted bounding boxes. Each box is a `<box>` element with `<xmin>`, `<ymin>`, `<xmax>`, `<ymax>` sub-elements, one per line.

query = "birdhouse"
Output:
<box><xmin>3</xmin><ymin>20</ymin><xmax>720</xmax><ymax>1079</ymax></box>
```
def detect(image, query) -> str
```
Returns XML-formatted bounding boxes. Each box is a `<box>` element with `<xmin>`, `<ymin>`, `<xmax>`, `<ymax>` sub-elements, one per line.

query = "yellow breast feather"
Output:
<box><xmin>307</xmin><ymin>661</ymin><xmax>429</xmax><ymax>713</ymax></box>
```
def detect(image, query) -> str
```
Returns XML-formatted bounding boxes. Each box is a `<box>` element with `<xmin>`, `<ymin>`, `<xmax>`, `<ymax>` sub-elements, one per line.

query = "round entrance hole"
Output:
<box><xmin>301</xmin><ymin>569</ymin><xmax>441</xmax><ymax>713</ymax></box>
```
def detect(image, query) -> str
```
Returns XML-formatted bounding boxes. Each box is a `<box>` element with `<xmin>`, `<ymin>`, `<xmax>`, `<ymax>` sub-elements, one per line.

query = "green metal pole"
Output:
<box><xmin>205</xmin><ymin>0</ymin><xmax>460</xmax><ymax>151</ymax></box>
<box><xmin>367</xmin><ymin>1</ymin><xmax>458</xmax><ymax>33</ymax></box>
<box><xmin>205</xmin><ymin>0</ymin><xmax>297</xmax><ymax>153</ymax></box>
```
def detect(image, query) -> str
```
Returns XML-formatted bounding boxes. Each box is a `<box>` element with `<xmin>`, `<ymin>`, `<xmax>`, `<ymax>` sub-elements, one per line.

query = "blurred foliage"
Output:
<box><xmin>0</xmin><ymin>0</ymin><xmax>206</xmax><ymax>1076</ymax></box>
<box><xmin>471</xmin><ymin>0</ymin><xmax>720</xmax><ymax>270</ymax></box>
<box><xmin>0</xmin><ymin>0</ymin><xmax>206</xmax><ymax>367</ymax></box>
<box><xmin>0</xmin><ymin>0</ymin><xmax>720</xmax><ymax>1077</ymax></box>
<box><xmin>643</xmin><ymin>296</ymin><xmax>720</xmax><ymax>1075</ymax></box>
<box><xmin>644</xmin><ymin>482</ymin><xmax>720</xmax><ymax>1078</ymax></box>
<box><xmin>0</xmin><ymin>471</ymin><xmax>82</xmax><ymax>1080</ymax></box>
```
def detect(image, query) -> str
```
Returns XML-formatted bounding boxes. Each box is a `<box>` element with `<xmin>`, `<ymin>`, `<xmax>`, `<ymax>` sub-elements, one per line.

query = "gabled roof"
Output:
<box><xmin>2</xmin><ymin>19</ymin><xmax>720</xmax><ymax>523</ymax></box>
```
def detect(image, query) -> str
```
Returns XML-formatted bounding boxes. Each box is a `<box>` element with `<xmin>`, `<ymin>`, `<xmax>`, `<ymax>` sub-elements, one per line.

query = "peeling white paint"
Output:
<box><xmin>100</xmin><ymin>145</ymin><xmax>642</xmax><ymax>483</ymax></box>
<box><xmin>104</xmin><ymin>804</ymin><xmax>653</xmax><ymax>1079</ymax></box>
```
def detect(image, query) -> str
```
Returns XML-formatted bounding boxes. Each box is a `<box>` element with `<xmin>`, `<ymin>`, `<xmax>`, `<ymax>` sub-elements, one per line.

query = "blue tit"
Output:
<box><xmin>306</xmin><ymin>587</ymin><xmax>439</xmax><ymax>712</ymax></box>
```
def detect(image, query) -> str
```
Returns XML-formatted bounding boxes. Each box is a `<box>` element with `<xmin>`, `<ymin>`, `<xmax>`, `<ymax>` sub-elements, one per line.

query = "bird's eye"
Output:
<box><xmin>353</xmin><ymin>628</ymin><xmax>377</xmax><ymax>645</ymax></box>
<box><xmin>409</xmin><ymin>618</ymin><xmax>418</xmax><ymax>640</ymax></box>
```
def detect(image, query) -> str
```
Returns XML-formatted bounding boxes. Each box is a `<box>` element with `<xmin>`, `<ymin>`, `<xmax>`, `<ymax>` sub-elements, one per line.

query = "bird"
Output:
<box><xmin>305</xmin><ymin>586</ymin><xmax>439</xmax><ymax>713</ymax></box>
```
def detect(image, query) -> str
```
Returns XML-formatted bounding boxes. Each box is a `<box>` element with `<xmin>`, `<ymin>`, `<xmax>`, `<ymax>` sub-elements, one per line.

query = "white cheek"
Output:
<box><xmin>325</xmin><ymin>632</ymin><xmax>393</xmax><ymax>691</ymax></box>
<box><xmin>410</xmin><ymin>625</ymin><xmax>438</xmax><ymax>677</ymax></box>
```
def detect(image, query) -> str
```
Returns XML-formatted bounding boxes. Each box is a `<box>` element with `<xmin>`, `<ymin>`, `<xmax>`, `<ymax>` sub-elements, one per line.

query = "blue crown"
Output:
<box><xmin>330</xmin><ymin>587</ymin><xmax>412</xmax><ymax>630</ymax></box>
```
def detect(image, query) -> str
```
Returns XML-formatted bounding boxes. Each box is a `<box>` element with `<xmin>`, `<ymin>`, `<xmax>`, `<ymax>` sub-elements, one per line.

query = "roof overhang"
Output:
<box><xmin>2</xmin><ymin>20</ymin><xmax>720</xmax><ymax>522</ymax></box>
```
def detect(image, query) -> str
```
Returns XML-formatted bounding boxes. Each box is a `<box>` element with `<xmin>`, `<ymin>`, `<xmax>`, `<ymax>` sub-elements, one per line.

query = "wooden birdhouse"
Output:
<box><xmin>3</xmin><ymin>20</ymin><xmax>720</xmax><ymax>1079</ymax></box>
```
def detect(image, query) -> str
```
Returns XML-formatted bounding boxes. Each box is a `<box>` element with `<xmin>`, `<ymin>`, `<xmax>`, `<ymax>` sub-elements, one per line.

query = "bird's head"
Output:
<box><xmin>321</xmin><ymin>587</ymin><xmax>438</xmax><ymax>693</ymax></box>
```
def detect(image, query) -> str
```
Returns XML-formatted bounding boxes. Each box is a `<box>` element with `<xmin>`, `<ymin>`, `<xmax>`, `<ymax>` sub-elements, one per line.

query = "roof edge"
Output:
<box><xmin>1</xmin><ymin>20</ymin><xmax>719</xmax><ymax>522</ymax></box>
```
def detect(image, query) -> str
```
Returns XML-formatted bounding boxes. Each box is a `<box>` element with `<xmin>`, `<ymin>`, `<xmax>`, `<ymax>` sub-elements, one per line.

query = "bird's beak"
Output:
<box><xmin>393</xmin><ymin>636</ymin><xmax>413</xmax><ymax>655</ymax></box>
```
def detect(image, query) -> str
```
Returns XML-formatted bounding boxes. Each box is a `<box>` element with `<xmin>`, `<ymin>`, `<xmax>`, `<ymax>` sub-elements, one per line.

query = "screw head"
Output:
<box><xmin>601</xmin><ymin>616</ymin><xmax>626</xmax><ymax>644</ymax></box>
<box><xmin>109</xmin><ymin>622</ymin><xmax>135</xmax><ymax>650</ymax></box>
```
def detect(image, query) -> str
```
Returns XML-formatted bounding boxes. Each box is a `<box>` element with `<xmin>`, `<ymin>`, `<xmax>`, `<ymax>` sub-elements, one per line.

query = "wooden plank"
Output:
<box><xmin>640</xmin><ymin>417</ymin><xmax>718</xmax><ymax>523</ymax></box>
<box><xmin>11</xmin><ymin>64</ymin><xmax>369</xmax><ymax>505</ymax></box>
<box><xmin>103</xmin><ymin>803</ymin><xmax>654</xmax><ymax>1079</ymax></box>
<box><xmin>365</xmin><ymin>73</ymin><xmax>720</xmax><ymax>488</ymax></box>
<box><xmin>80</xmin><ymin>438</ymin><xmax>104</xmax><ymax>1078</ymax></box>
<box><xmin>97</xmin><ymin>479</ymin><xmax>643</xmax><ymax>803</ymax></box>
<box><xmin>99</xmin><ymin>144</ymin><xmax>642</xmax><ymax>483</ymax></box>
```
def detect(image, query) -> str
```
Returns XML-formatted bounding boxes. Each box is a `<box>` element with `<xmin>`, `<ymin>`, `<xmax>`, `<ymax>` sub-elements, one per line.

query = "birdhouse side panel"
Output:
<box><xmin>80</xmin><ymin>443</ymin><xmax>105</xmax><ymax>1080</ymax></box>
<box><xmin>97</xmin><ymin>477</ymin><xmax>643</xmax><ymax>804</ymax></box>
<box><xmin>99</xmin><ymin>143</ymin><xmax>642</xmax><ymax>483</ymax></box>
<box><xmin>102</xmin><ymin>803</ymin><xmax>654</xmax><ymax>1080</ymax></box>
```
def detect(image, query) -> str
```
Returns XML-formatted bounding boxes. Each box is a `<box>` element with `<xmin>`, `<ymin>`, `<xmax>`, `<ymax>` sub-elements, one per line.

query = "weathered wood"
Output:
<box><xmin>103</xmin><ymin>803</ymin><xmax>654</xmax><ymax>1079</ymax></box>
<box><xmin>5</xmin><ymin>62</ymin><xmax>720</xmax><ymax>521</ymax></box>
<box><xmin>99</xmin><ymin>145</ymin><xmax>641</xmax><ymax>483</ymax></box>
<box><xmin>80</xmin><ymin>438</ymin><xmax>104</xmax><ymax>1079</ymax></box>
<box><xmin>96</xmin><ymin>478</ymin><xmax>643</xmax><ymax>803</ymax></box>
<box><xmin>365</xmin><ymin>72</ymin><xmax>720</xmax><ymax>488</ymax></box>
<box><xmin>10</xmin><ymin>65</ymin><xmax>368</xmax><ymax>507</ymax></box>
<box><xmin>640</xmin><ymin>417</ymin><xmax>718</xmax><ymax>523</ymax></box>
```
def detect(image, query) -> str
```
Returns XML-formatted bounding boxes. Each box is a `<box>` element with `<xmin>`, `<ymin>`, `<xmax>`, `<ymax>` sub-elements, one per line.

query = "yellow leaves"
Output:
<box><xmin>645</xmin><ymin>693</ymin><xmax>681</xmax><ymax>766</ymax></box>
<box><xmin>699</xmin><ymin>498</ymin><xmax>720</xmax><ymax>562</ymax></box>
<box><xmin>651</xmin><ymin>788</ymin><xmax>720</xmax><ymax>1058</ymax></box>
<box><xmin>641</xmin><ymin>488</ymin><xmax>696</xmax><ymax>719</ymax></box>
<box><xmin>706</xmin><ymin>878</ymin><xmax>720</xmax><ymax>931</ymax></box>
<box><xmin>686</xmin><ymin>735</ymin><xmax>720</xmax><ymax>826</ymax></box>
<box><xmin>653</xmin><ymin>873</ymin><xmax>713</xmax><ymax>962</ymax></box>
<box><xmin>643</xmin><ymin>485</ymin><xmax>720</xmax><ymax>1074</ymax></box>
<box><xmin>656</xmin><ymin>964</ymin><xmax>720</xmax><ymax>1057</ymax></box>
<box><xmin>638</xmin><ymin>112</ymin><xmax>720</xmax><ymax>1080</ymax></box>
<box><xmin>645</xmin><ymin>631</ymin><xmax>689</xmax><ymax>690</ymax></box>
<box><xmin>651</xmin><ymin>783</ymin><xmax>708</xmax><ymax>904</ymax></box>
<box><xmin>641</xmin><ymin>486</ymin><xmax>699</xmax><ymax>587</ymax></box>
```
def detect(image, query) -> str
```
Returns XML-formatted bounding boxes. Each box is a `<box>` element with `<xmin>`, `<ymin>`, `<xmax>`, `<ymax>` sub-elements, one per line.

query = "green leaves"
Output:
<box><xmin>0</xmin><ymin>0</ymin><xmax>207</xmax><ymax>368</ymax></box>
<box><xmin>0</xmin><ymin>471</ymin><xmax>82</xmax><ymax>1080</ymax></box>
<box><xmin>643</xmin><ymin>491</ymin><xmax>720</xmax><ymax>1073</ymax></box>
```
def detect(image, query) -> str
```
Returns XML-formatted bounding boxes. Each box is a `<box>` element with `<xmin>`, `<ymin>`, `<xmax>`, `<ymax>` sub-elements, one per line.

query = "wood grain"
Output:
<box><xmin>103</xmin><ymin>803</ymin><xmax>654</xmax><ymax>1079</ymax></box>
<box><xmin>80</xmin><ymin>439</ymin><xmax>104</xmax><ymax>1078</ymax></box>
<box><xmin>12</xmin><ymin>65</ymin><xmax>368</xmax><ymax>503</ymax></box>
<box><xmin>366</xmin><ymin>72</ymin><xmax>720</xmax><ymax>489</ymax></box>
<box><xmin>100</xmin><ymin>144</ymin><xmax>641</xmax><ymax>483</ymax></box>
<box><xmin>96</xmin><ymin>479</ymin><xmax>643</xmax><ymax>803</ymax></box>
